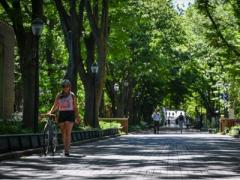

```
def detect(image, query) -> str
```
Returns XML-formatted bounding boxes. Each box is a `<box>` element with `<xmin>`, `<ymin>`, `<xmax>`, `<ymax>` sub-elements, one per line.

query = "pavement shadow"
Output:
<box><xmin>1</xmin><ymin>133</ymin><xmax>240</xmax><ymax>179</ymax></box>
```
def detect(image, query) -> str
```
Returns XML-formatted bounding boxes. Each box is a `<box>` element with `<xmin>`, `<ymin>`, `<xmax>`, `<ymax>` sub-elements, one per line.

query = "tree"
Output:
<box><xmin>53</xmin><ymin>0</ymin><xmax>109</xmax><ymax>127</ymax></box>
<box><xmin>0</xmin><ymin>0</ymin><xmax>43</xmax><ymax>128</ymax></box>
<box><xmin>106</xmin><ymin>0</ymin><xmax>188</xmax><ymax>124</ymax></box>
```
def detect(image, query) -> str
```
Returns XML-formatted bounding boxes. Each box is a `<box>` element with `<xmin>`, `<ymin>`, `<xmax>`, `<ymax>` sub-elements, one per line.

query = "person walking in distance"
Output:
<box><xmin>48</xmin><ymin>79</ymin><xmax>81</xmax><ymax>156</ymax></box>
<box><xmin>152</xmin><ymin>110</ymin><xmax>161</xmax><ymax>134</ymax></box>
<box><xmin>178</xmin><ymin>112</ymin><xmax>184</xmax><ymax>134</ymax></box>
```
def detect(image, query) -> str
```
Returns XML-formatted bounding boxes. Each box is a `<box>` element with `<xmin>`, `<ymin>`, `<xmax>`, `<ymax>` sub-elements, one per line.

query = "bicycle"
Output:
<box><xmin>41</xmin><ymin>114</ymin><xmax>58</xmax><ymax>156</ymax></box>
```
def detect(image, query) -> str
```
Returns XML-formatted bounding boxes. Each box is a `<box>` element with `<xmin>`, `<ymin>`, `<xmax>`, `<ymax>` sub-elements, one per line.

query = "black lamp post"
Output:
<box><xmin>32</xmin><ymin>18</ymin><xmax>43</xmax><ymax>133</ymax></box>
<box><xmin>123</xmin><ymin>81</ymin><xmax>129</xmax><ymax>117</ymax></box>
<box><xmin>114</xmin><ymin>83</ymin><xmax>119</xmax><ymax>117</ymax></box>
<box><xmin>223</xmin><ymin>83</ymin><xmax>229</xmax><ymax>118</ymax></box>
<box><xmin>91</xmin><ymin>63</ymin><xmax>99</xmax><ymax>128</ymax></box>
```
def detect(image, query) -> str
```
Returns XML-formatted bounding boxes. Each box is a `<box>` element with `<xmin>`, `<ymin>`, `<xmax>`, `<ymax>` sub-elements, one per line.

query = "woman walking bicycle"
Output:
<box><xmin>48</xmin><ymin>79</ymin><xmax>81</xmax><ymax>156</ymax></box>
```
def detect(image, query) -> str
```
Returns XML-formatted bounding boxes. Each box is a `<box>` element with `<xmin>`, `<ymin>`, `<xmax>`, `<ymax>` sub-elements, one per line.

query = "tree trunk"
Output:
<box><xmin>116</xmin><ymin>91</ymin><xmax>124</xmax><ymax>117</ymax></box>
<box><xmin>99</xmin><ymin>93</ymin><xmax>105</xmax><ymax>117</ymax></box>
<box><xmin>64</xmin><ymin>31</ymin><xmax>79</xmax><ymax>94</ymax></box>
<box><xmin>18</xmin><ymin>33</ymin><xmax>36</xmax><ymax>128</ymax></box>
<box><xmin>83</xmin><ymin>80</ymin><xmax>95</xmax><ymax>126</ymax></box>
<box><xmin>53</xmin><ymin>0</ymin><xmax>85</xmax><ymax>94</ymax></box>
<box><xmin>84</xmin><ymin>0</ymin><xmax>109</xmax><ymax>127</ymax></box>
<box><xmin>95</xmin><ymin>42</ymin><xmax>107</xmax><ymax>124</ymax></box>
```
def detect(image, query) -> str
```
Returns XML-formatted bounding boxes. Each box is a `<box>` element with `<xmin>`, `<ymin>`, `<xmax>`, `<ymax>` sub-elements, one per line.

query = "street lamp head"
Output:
<box><xmin>91</xmin><ymin>63</ymin><xmax>99</xmax><ymax>74</ymax></box>
<box><xmin>114</xmin><ymin>83</ymin><xmax>119</xmax><ymax>92</ymax></box>
<box><xmin>124</xmin><ymin>81</ymin><xmax>129</xmax><ymax>87</ymax></box>
<box><xmin>32</xmin><ymin>18</ymin><xmax>44</xmax><ymax>36</ymax></box>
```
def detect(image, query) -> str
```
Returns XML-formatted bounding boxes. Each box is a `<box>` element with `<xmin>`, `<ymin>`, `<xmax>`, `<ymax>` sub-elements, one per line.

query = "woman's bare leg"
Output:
<box><xmin>59</xmin><ymin>123</ymin><xmax>66</xmax><ymax>151</ymax></box>
<box><xmin>64</xmin><ymin>121</ymin><xmax>74</xmax><ymax>153</ymax></box>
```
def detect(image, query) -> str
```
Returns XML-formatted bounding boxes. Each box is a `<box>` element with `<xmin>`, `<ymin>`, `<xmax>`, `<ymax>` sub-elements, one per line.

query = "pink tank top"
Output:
<box><xmin>58</xmin><ymin>92</ymin><xmax>74</xmax><ymax>111</ymax></box>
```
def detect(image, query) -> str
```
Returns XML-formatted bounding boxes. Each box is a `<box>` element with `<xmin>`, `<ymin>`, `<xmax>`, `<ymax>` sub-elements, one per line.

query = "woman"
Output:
<box><xmin>48</xmin><ymin>79</ymin><xmax>81</xmax><ymax>156</ymax></box>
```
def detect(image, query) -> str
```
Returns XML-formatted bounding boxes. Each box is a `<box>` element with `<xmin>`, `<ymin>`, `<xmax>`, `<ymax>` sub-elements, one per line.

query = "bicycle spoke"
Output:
<box><xmin>51</xmin><ymin>125</ymin><xmax>58</xmax><ymax>155</ymax></box>
<box><xmin>43</xmin><ymin>126</ymin><xmax>50</xmax><ymax>156</ymax></box>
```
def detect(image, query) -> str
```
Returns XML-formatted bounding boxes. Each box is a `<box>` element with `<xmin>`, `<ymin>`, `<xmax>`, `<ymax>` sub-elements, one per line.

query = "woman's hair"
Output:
<box><xmin>59</xmin><ymin>79</ymin><xmax>71</xmax><ymax>98</ymax></box>
<box><xmin>61</xmin><ymin>79</ymin><xmax>71</xmax><ymax>87</ymax></box>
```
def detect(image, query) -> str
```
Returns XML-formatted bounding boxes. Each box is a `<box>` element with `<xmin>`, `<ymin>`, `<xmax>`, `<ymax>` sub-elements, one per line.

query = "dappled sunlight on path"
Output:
<box><xmin>1</xmin><ymin>132</ymin><xmax>240</xmax><ymax>179</ymax></box>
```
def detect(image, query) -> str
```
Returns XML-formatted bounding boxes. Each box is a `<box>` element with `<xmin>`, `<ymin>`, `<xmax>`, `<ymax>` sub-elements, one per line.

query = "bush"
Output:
<box><xmin>229</xmin><ymin>125</ymin><xmax>240</xmax><ymax>137</ymax></box>
<box><xmin>129</xmin><ymin>125</ymin><xmax>142</xmax><ymax>132</ymax></box>
<box><xmin>0</xmin><ymin>120</ymin><xmax>32</xmax><ymax>134</ymax></box>
<box><xmin>223</xmin><ymin>127</ymin><xmax>230</xmax><ymax>135</ymax></box>
<box><xmin>129</xmin><ymin>121</ymin><xmax>151</xmax><ymax>132</ymax></box>
<box><xmin>0</xmin><ymin>116</ymin><xmax>122</xmax><ymax>134</ymax></box>
<box><xmin>99</xmin><ymin>121</ymin><xmax>122</xmax><ymax>130</ymax></box>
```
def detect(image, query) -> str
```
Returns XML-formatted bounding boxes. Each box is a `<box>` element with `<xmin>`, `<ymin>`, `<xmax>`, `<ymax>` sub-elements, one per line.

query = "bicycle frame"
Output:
<box><xmin>42</xmin><ymin>115</ymin><xmax>58</xmax><ymax>156</ymax></box>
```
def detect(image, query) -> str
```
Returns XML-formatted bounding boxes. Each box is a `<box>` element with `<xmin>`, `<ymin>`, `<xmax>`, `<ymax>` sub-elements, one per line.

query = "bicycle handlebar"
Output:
<box><xmin>40</xmin><ymin>113</ymin><xmax>56</xmax><ymax>118</ymax></box>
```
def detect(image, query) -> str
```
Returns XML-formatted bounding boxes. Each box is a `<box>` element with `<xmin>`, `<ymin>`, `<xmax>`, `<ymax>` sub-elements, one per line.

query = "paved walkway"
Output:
<box><xmin>1</xmin><ymin>131</ymin><xmax>240</xmax><ymax>179</ymax></box>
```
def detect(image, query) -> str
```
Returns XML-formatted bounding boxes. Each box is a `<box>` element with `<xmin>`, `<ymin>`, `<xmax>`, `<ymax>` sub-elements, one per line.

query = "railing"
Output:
<box><xmin>0</xmin><ymin>128</ymin><xmax>119</xmax><ymax>154</ymax></box>
<box><xmin>220</xmin><ymin>117</ymin><xmax>240</xmax><ymax>132</ymax></box>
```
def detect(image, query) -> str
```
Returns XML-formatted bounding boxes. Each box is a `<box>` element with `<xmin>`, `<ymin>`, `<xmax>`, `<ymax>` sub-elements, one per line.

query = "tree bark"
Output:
<box><xmin>82</xmin><ymin>33</ymin><xmax>95</xmax><ymax>126</ymax></box>
<box><xmin>20</xmin><ymin>33</ymin><xmax>36</xmax><ymax>128</ymax></box>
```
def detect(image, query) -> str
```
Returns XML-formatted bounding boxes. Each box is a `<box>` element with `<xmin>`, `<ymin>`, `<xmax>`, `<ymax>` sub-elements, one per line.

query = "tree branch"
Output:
<box><xmin>94</xmin><ymin>0</ymin><xmax>99</xmax><ymax>27</ymax></box>
<box><xmin>231</xmin><ymin>0</ymin><xmax>240</xmax><ymax>27</ymax></box>
<box><xmin>11</xmin><ymin>0</ymin><xmax>25</xmax><ymax>36</ymax></box>
<box><xmin>53</xmin><ymin>0</ymin><xmax>70</xmax><ymax>31</ymax></box>
<box><xmin>203</xmin><ymin>0</ymin><xmax>240</xmax><ymax>57</ymax></box>
<box><xmin>79</xmin><ymin>0</ymin><xmax>86</xmax><ymax>26</ymax></box>
<box><xmin>101</xmin><ymin>0</ymin><xmax>109</xmax><ymax>38</ymax></box>
<box><xmin>53</xmin><ymin>0</ymin><xmax>71</xmax><ymax>54</ymax></box>
<box><xmin>0</xmin><ymin>0</ymin><xmax>11</xmax><ymax>17</ymax></box>
<box><xmin>85</xmin><ymin>0</ymin><xmax>99</xmax><ymax>42</ymax></box>
<box><xmin>70</xmin><ymin>0</ymin><xmax>77</xmax><ymax>22</ymax></box>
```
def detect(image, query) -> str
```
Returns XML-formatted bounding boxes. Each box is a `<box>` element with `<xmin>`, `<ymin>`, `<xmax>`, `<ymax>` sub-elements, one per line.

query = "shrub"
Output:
<box><xmin>99</xmin><ymin>121</ymin><xmax>122</xmax><ymax>130</ymax></box>
<box><xmin>129</xmin><ymin>125</ymin><xmax>142</xmax><ymax>132</ymax></box>
<box><xmin>229</xmin><ymin>125</ymin><xmax>240</xmax><ymax>137</ymax></box>
<box><xmin>0</xmin><ymin>120</ymin><xmax>32</xmax><ymax>134</ymax></box>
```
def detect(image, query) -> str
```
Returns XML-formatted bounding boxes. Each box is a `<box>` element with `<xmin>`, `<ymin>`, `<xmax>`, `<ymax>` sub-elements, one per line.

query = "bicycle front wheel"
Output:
<box><xmin>43</xmin><ymin>125</ymin><xmax>50</xmax><ymax>156</ymax></box>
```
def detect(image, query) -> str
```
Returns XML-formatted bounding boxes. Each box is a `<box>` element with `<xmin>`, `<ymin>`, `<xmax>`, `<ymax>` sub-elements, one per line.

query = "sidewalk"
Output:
<box><xmin>1</xmin><ymin>132</ymin><xmax>240</xmax><ymax>179</ymax></box>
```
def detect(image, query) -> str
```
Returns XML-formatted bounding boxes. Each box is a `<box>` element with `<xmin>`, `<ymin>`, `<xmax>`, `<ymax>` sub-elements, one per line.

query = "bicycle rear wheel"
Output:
<box><xmin>43</xmin><ymin>125</ymin><xmax>50</xmax><ymax>156</ymax></box>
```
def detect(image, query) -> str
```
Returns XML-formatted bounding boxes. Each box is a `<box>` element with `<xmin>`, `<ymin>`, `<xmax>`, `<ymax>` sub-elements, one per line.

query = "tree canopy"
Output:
<box><xmin>0</xmin><ymin>0</ymin><xmax>240</xmax><ymax>130</ymax></box>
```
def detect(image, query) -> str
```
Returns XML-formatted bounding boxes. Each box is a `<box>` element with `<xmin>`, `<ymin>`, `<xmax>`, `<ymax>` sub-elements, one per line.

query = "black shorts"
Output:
<box><xmin>58</xmin><ymin>111</ymin><xmax>75</xmax><ymax>123</ymax></box>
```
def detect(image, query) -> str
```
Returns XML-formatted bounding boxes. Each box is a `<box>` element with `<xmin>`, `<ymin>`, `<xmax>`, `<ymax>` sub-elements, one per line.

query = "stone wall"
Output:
<box><xmin>0</xmin><ymin>21</ymin><xmax>15</xmax><ymax>119</ymax></box>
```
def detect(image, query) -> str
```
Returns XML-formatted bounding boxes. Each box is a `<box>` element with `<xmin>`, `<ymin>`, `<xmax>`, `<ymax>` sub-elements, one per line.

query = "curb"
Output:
<box><xmin>0</xmin><ymin>134</ymin><xmax>120</xmax><ymax>161</ymax></box>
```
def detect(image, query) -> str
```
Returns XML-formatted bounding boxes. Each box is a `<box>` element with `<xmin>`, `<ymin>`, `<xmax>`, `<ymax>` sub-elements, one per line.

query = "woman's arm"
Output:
<box><xmin>73</xmin><ymin>95</ymin><xmax>81</xmax><ymax>124</ymax></box>
<box><xmin>48</xmin><ymin>94</ymin><xmax>59</xmax><ymax>114</ymax></box>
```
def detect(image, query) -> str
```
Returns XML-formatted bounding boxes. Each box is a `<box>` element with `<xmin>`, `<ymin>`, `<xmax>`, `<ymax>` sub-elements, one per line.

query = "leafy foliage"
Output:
<box><xmin>1</xmin><ymin>0</ymin><xmax>240</xmax><ymax>133</ymax></box>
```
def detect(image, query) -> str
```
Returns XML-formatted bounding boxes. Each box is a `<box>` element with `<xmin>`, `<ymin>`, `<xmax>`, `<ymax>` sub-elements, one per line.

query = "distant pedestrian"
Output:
<box><xmin>178</xmin><ymin>113</ymin><xmax>184</xmax><ymax>134</ymax></box>
<box><xmin>152</xmin><ymin>110</ymin><xmax>161</xmax><ymax>134</ymax></box>
<box><xmin>167</xmin><ymin>118</ymin><xmax>170</xmax><ymax>126</ymax></box>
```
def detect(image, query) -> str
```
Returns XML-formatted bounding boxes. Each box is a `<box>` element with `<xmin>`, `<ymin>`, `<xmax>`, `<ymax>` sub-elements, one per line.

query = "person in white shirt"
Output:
<box><xmin>152</xmin><ymin>110</ymin><xmax>161</xmax><ymax>134</ymax></box>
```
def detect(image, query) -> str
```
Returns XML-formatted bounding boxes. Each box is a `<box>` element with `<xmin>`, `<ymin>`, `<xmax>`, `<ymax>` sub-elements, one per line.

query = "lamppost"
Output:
<box><xmin>223</xmin><ymin>83</ymin><xmax>229</xmax><ymax>118</ymax></box>
<box><xmin>123</xmin><ymin>81</ymin><xmax>129</xmax><ymax>117</ymax></box>
<box><xmin>215</xmin><ymin>82</ymin><xmax>222</xmax><ymax>122</ymax></box>
<box><xmin>114</xmin><ymin>83</ymin><xmax>119</xmax><ymax>117</ymax></box>
<box><xmin>91</xmin><ymin>63</ymin><xmax>99</xmax><ymax>128</ymax></box>
<box><xmin>32</xmin><ymin>18</ymin><xmax>43</xmax><ymax>133</ymax></box>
